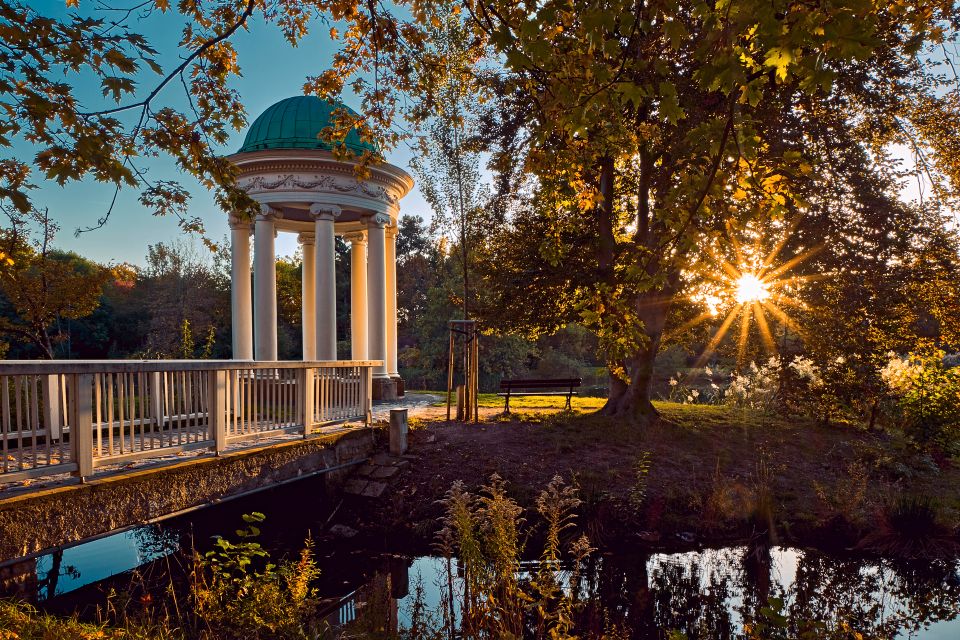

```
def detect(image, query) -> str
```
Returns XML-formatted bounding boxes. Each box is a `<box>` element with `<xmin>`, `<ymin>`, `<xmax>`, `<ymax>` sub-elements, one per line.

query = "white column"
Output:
<box><xmin>230</xmin><ymin>217</ymin><xmax>253</xmax><ymax>360</ymax></box>
<box><xmin>311</xmin><ymin>203</ymin><xmax>341</xmax><ymax>360</ymax></box>
<box><xmin>299</xmin><ymin>232</ymin><xmax>317</xmax><ymax>360</ymax></box>
<box><xmin>366</xmin><ymin>213</ymin><xmax>390</xmax><ymax>379</ymax></box>
<box><xmin>253</xmin><ymin>205</ymin><xmax>280</xmax><ymax>361</ymax></box>
<box><xmin>344</xmin><ymin>232</ymin><xmax>368</xmax><ymax>360</ymax></box>
<box><xmin>385</xmin><ymin>223</ymin><xmax>399</xmax><ymax>377</ymax></box>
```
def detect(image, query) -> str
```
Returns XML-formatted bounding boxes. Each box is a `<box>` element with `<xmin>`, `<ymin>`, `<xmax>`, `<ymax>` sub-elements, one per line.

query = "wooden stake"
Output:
<box><xmin>446</xmin><ymin>329</ymin><xmax>455</xmax><ymax>422</ymax></box>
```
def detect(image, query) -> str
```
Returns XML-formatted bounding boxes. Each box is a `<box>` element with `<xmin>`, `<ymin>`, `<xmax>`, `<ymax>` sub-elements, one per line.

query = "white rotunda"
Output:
<box><xmin>226</xmin><ymin>96</ymin><xmax>413</xmax><ymax>399</ymax></box>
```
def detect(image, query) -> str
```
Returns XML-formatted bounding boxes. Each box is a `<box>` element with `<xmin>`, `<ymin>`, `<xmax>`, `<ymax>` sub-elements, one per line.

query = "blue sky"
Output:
<box><xmin>20</xmin><ymin>2</ymin><xmax>431</xmax><ymax>265</ymax></box>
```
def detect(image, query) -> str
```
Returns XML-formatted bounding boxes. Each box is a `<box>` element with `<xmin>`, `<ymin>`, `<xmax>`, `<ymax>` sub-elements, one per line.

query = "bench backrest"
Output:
<box><xmin>499</xmin><ymin>378</ymin><xmax>582</xmax><ymax>390</ymax></box>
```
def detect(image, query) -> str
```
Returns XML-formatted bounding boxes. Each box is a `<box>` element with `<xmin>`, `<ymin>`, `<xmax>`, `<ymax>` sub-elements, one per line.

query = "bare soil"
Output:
<box><xmin>347</xmin><ymin>401</ymin><xmax>960</xmax><ymax>554</ymax></box>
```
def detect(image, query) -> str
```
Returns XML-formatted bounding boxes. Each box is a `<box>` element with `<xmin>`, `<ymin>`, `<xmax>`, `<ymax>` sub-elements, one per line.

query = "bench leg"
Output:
<box><xmin>566</xmin><ymin>390</ymin><xmax>572</xmax><ymax>410</ymax></box>
<box><xmin>504</xmin><ymin>390</ymin><xmax>511</xmax><ymax>415</ymax></box>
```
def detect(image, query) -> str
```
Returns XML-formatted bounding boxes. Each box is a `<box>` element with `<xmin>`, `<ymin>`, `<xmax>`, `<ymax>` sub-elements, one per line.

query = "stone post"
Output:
<box><xmin>389</xmin><ymin>408</ymin><xmax>408</xmax><ymax>456</ymax></box>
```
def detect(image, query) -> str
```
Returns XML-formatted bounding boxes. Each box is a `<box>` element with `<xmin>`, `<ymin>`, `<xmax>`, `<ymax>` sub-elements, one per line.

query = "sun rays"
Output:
<box><xmin>734</xmin><ymin>273</ymin><xmax>770</xmax><ymax>304</ymax></box>
<box><xmin>684</xmin><ymin>225</ymin><xmax>826</xmax><ymax>366</ymax></box>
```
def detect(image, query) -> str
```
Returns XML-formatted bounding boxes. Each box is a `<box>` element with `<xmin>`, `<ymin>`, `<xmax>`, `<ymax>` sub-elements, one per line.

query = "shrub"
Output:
<box><xmin>880</xmin><ymin>345</ymin><xmax>960</xmax><ymax>447</ymax></box>
<box><xmin>725</xmin><ymin>356</ymin><xmax>821</xmax><ymax>413</ymax></box>
<box><xmin>190</xmin><ymin>512</ymin><xmax>324</xmax><ymax>640</ymax></box>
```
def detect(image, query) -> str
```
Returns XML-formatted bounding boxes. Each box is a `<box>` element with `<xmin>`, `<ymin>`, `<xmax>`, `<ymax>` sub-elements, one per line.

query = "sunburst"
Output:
<box><xmin>682</xmin><ymin>224</ymin><xmax>827</xmax><ymax>366</ymax></box>
<box><xmin>734</xmin><ymin>273</ymin><xmax>770</xmax><ymax>304</ymax></box>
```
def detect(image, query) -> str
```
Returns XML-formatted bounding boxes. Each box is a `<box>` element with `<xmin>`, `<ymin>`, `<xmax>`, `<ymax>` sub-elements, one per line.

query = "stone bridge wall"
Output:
<box><xmin>0</xmin><ymin>427</ymin><xmax>378</xmax><ymax>561</ymax></box>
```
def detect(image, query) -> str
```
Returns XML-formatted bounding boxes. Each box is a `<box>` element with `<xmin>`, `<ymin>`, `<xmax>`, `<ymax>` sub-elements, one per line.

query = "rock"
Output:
<box><xmin>371</xmin><ymin>465</ymin><xmax>400</xmax><ymax>479</ymax></box>
<box><xmin>677</xmin><ymin>532</ymin><xmax>696</xmax><ymax>543</ymax></box>
<box><xmin>637</xmin><ymin>530</ymin><xmax>661</xmax><ymax>543</ymax></box>
<box><xmin>361</xmin><ymin>481</ymin><xmax>389</xmax><ymax>498</ymax></box>
<box><xmin>329</xmin><ymin>524</ymin><xmax>358</xmax><ymax>539</ymax></box>
<box><xmin>343</xmin><ymin>479</ymin><xmax>368</xmax><ymax>495</ymax></box>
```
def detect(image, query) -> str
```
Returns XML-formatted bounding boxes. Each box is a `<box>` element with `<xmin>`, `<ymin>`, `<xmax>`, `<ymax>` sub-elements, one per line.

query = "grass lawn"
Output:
<box><xmin>409</xmin><ymin>389</ymin><xmax>788</xmax><ymax>429</ymax></box>
<box><xmin>409</xmin><ymin>389</ymin><xmax>608</xmax><ymax>412</ymax></box>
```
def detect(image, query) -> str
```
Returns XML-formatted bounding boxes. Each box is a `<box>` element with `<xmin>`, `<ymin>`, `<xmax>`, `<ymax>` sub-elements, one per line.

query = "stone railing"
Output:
<box><xmin>0</xmin><ymin>360</ymin><xmax>379</xmax><ymax>483</ymax></box>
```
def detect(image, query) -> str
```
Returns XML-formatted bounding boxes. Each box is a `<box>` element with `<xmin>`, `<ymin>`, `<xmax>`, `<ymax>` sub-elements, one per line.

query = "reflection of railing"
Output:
<box><xmin>0</xmin><ymin>360</ymin><xmax>378</xmax><ymax>483</ymax></box>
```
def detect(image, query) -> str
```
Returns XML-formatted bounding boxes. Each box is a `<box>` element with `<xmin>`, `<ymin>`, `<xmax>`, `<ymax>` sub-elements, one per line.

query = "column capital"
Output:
<box><xmin>297</xmin><ymin>232</ymin><xmax>316</xmax><ymax>246</ymax></box>
<box><xmin>310</xmin><ymin>203</ymin><xmax>342</xmax><ymax>221</ymax></box>
<box><xmin>384</xmin><ymin>224</ymin><xmax>399</xmax><ymax>239</ymax></box>
<box><xmin>228</xmin><ymin>214</ymin><xmax>252</xmax><ymax>231</ymax></box>
<box><xmin>365</xmin><ymin>212</ymin><xmax>391</xmax><ymax>228</ymax></box>
<box><xmin>343</xmin><ymin>231</ymin><xmax>367</xmax><ymax>246</ymax></box>
<box><xmin>256</xmin><ymin>204</ymin><xmax>283</xmax><ymax>221</ymax></box>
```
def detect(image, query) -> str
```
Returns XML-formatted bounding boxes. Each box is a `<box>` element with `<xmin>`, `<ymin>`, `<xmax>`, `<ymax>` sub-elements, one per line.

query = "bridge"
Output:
<box><xmin>0</xmin><ymin>359</ymin><xmax>378</xmax><ymax>486</ymax></box>
<box><xmin>0</xmin><ymin>359</ymin><xmax>385</xmax><ymax>563</ymax></box>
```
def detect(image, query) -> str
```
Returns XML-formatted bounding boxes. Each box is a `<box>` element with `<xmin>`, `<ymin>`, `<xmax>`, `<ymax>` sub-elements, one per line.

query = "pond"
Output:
<box><xmin>2</xmin><ymin>476</ymin><xmax>958</xmax><ymax>638</ymax></box>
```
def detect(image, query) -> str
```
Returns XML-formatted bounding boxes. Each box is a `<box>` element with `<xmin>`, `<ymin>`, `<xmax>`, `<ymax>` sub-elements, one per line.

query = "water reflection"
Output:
<box><xmin>335</xmin><ymin>546</ymin><xmax>960</xmax><ymax>639</ymax></box>
<box><xmin>2</xmin><ymin>522</ymin><xmax>957</xmax><ymax>638</ymax></box>
<box><xmin>0</xmin><ymin>525</ymin><xmax>178</xmax><ymax>601</ymax></box>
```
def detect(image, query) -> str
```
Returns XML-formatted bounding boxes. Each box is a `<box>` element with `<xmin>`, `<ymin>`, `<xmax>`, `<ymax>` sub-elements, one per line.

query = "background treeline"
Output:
<box><xmin>0</xmin><ymin>211</ymin><xmax>606</xmax><ymax>392</ymax></box>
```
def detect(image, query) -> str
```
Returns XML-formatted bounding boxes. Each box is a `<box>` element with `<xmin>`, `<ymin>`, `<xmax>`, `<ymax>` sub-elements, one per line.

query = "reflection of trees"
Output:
<box><xmin>790</xmin><ymin>549</ymin><xmax>884</xmax><ymax>634</ymax></box>
<box><xmin>131</xmin><ymin>525</ymin><xmax>180</xmax><ymax>561</ymax></box>
<box><xmin>337</xmin><ymin>548</ymin><xmax>959</xmax><ymax>639</ymax></box>
<box><xmin>576</xmin><ymin>551</ymin><xmax>737</xmax><ymax>639</ymax></box>
<box><xmin>37</xmin><ymin>549</ymin><xmax>80</xmax><ymax>600</ymax></box>
<box><xmin>879</xmin><ymin>559</ymin><xmax>960</xmax><ymax>637</ymax></box>
<box><xmin>564</xmin><ymin>547</ymin><xmax>958</xmax><ymax>640</ymax></box>
<box><xmin>648</xmin><ymin>554</ymin><xmax>735</xmax><ymax>639</ymax></box>
<box><xmin>788</xmin><ymin>550</ymin><xmax>960</xmax><ymax>639</ymax></box>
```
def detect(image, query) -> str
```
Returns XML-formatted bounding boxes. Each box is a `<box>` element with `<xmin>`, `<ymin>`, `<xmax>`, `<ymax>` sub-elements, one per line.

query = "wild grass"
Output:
<box><xmin>0</xmin><ymin>513</ymin><xmax>329</xmax><ymax>640</ymax></box>
<box><xmin>0</xmin><ymin>600</ymin><xmax>151</xmax><ymax>639</ymax></box>
<box><xmin>342</xmin><ymin>473</ymin><xmax>620</xmax><ymax>639</ymax></box>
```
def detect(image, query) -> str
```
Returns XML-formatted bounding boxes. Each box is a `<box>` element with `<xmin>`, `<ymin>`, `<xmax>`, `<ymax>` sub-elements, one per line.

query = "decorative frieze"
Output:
<box><xmin>242</xmin><ymin>174</ymin><xmax>398</xmax><ymax>205</ymax></box>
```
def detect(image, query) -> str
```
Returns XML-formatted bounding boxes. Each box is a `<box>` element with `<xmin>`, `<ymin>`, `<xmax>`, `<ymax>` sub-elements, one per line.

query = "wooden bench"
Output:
<box><xmin>498</xmin><ymin>378</ymin><xmax>582</xmax><ymax>414</ymax></box>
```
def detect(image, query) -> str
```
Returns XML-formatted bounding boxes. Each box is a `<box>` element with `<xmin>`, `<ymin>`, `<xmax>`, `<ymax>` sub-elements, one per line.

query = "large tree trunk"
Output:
<box><xmin>600</xmin><ymin>369</ymin><xmax>628</xmax><ymax>415</ymax></box>
<box><xmin>601</xmin><ymin>293</ymin><xmax>671</xmax><ymax>421</ymax></box>
<box><xmin>598</xmin><ymin>312</ymin><xmax>672</xmax><ymax>424</ymax></box>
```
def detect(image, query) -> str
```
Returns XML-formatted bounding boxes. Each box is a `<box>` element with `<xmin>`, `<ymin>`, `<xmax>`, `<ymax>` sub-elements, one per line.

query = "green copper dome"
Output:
<box><xmin>238</xmin><ymin>96</ymin><xmax>377</xmax><ymax>154</ymax></box>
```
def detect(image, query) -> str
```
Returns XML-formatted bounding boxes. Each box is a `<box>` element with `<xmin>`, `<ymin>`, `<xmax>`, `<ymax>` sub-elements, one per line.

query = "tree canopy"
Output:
<box><xmin>0</xmin><ymin>0</ymin><xmax>958</xmax><ymax>425</ymax></box>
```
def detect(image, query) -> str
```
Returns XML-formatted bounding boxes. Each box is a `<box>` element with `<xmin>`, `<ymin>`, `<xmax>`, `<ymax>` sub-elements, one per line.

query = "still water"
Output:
<box><xmin>3</xmin><ymin>477</ymin><xmax>959</xmax><ymax>638</ymax></box>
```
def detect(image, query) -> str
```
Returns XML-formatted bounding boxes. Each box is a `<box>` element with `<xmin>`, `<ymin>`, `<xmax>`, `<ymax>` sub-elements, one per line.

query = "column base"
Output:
<box><xmin>372</xmin><ymin>377</ymin><xmax>398</xmax><ymax>402</ymax></box>
<box><xmin>391</xmin><ymin>375</ymin><xmax>405</xmax><ymax>397</ymax></box>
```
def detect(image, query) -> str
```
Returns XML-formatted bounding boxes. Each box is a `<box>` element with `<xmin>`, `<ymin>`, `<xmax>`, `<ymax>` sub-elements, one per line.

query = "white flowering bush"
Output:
<box><xmin>725</xmin><ymin>356</ymin><xmax>822</xmax><ymax>412</ymax></box>
<box><xmin>880</xmin><ymin>346</ymin><xmax>960</xmax><ymax>445</ymax></box>
<box><xmin>666</xmin><ymin>366</ymin><xmax>723</xmax><ymax>404</ymax></box>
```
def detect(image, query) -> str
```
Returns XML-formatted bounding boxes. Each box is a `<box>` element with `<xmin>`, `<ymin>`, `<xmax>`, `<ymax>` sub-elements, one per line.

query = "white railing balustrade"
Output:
<box><xmin>0</xmin><ymin>360</ymin><xmax>378</xmax><ymax>483</ymax></box>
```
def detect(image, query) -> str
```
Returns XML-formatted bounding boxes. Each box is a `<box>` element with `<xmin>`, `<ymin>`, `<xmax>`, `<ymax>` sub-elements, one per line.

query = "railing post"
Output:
<box><xmin>42</xmin><ymin>374</ymin><xmax>62</xmax><ymax>441</ymax></box>
<box><xmin>364</xmin><ymin>365</ymin><xmax>373</xmax><ymax>425</ymax></box>
<box><xmin>71</xmin><ymin>373</ymin><xmax>94</xmax><ymax>481</ymax></box>
<box><xmin>150</xmin><ymin>371</ymin><xmax>164</xmax><ymax>431</ymax></box>
<box><xmin>209</xmin><ymin>369</ymin><xmax>227</xmax><ymax>455</ymax></box>
<box><xmin>301</xmin><ymin>367</ymin><xmax>314</xmax><ymax>436</ymax></box>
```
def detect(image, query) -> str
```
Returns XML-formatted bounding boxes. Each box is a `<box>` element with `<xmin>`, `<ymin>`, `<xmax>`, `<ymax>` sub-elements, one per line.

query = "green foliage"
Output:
<box><xmin>178</xmin><ymin>318</ymin><xmax>194</xmax><ymax>360</ymax></box>
<box><xmin>190</xmin><ymin>512</ymin><xmax>325</xmax><ymax>640</ymax></box>
<box><xmin>881</xmin><ymin>345</ymin><xmax>960</xmax><ymax>447</ymax></box>
<box><xmin>0</xmin><ymin>209</ymin><xmax>110</xmax><ymax>358</ymax></box>
<box><xmin>0</xmin><ymin>599</ymin><xmax>163</xmax><ymax>639</ymax></box>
